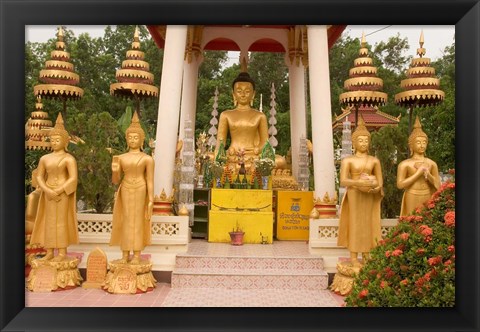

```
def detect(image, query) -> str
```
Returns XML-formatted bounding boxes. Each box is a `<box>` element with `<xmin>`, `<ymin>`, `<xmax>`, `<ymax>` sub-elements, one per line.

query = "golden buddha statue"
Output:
<box><xmin>26</xmin><ymin>168</ymin><xmax>41</xmax><ymax>236</ymax></box>
<box><xmin>215</xmin><ymin>62</ymin><xmax>268</xmax><ymax>170</ymax></box>
<box><xmin>110</xmin><ymin>111</ymin><xmax>154</xmax><ymax>265</ymax></box>
<box><xmin>337</xmin><ymin>116</ymin><xmax>383</xmax><ymax>267</ymax></box>
<box><xmin>397</xmin><ymin>116</ymin><xmax>440</xmax><ymax>216</ymax></box>
<box><xmin>30</xmin><ymin>113</ymin><xmax>79</xmax><ymax>261</ymax></box>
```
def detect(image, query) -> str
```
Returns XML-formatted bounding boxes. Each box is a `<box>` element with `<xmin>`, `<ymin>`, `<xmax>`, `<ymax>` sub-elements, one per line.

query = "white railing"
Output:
<box><xmin>309</xmin><ymin>218</ymin><xmax>398</xmax><ymax>249</ymax></box>
<box><xmin>77</xmin><ymin>213</ymin><xmax>189</xmax><ymax>245</ymax></box>
<box><xmin>308</xmin><ymin>218</ymin><xmax>398</xmax><ymax>272</ymax></box>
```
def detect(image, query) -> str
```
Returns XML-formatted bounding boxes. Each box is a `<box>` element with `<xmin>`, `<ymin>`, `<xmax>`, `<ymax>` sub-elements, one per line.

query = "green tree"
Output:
<box><xmin>371</xmin><ymin>121</ymin><xmax>409</xmax><ymax>218</ymax></box>
<box><xmin>416</xmin><ymin>42</ymin><xmax>455</xmax><ymax>172</ymax></box>
<box><xmin>66</xmin><ymin>112</ymin><xmax>122</xmax><ymax>213</ymax></box>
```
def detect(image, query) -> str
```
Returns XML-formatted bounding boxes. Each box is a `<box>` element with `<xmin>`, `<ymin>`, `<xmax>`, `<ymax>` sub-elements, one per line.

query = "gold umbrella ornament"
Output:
<box><xmin>110</xmin><ymin>26</ymin><xmax>159</xmax><ymax>116</ymax></box>
<box><xmin>33</xmin><ymin>26</ymin><xmax>84</xmax><ymax>117</ymax></box>
<box><xmin>339</xmin><ymin>32</ymin><xmax>388</xmax><ymax>129</ymax></box>
<box><xmin>395</xmin><ymin>31</ymin><xmax>445</xmax><ymax>133</ymax></box>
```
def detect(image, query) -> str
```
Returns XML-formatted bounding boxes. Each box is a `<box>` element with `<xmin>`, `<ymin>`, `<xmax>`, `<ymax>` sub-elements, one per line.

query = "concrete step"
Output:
<box><xmin>172</xmin><ymin>255</ymin><xmax>328</xmax><ymax>290</ymax></box>
<box><xmin>174</xmin><ymin>255</ymin><xmax>325</xmax><ymax>271</ymax></box>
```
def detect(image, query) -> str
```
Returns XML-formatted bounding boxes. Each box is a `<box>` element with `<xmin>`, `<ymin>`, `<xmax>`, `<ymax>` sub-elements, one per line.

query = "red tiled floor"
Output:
<box><xmin>25</xmin><ymin>240</ymin><xmax>346</xmax><ymax>307</ymax></box>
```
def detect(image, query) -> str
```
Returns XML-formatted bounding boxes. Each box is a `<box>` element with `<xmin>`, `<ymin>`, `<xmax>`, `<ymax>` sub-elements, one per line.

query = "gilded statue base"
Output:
<box><xmin>26</xmin><ymin>257</ymin><xmax>83</xmax><ymax>292</ymax></box>
<box><xmin>103</xmin><ymin>259</ymin><xmax>157</xmax><ymax>294</ymax></box>
<box><xmin>329</xmin><ymin>260</ymin><xmax>362</xmax><ymax>296</ymax></box>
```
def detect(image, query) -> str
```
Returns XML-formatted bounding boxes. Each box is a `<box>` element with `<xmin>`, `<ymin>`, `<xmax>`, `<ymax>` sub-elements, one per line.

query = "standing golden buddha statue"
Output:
<box><xmin>337</xmin><ymin>116</ymin><xmax>383</xmax><ymax>267</ymax></box>
<box><xmin>27</xmin><ymin>113</ymin><xmax>82</xmax><ymax>291</ymax></box>
<box><xmin>215</xmin><ymin>60</ymin><xmax>269</xmax><ymax>170</ymax></box>
<box><xmin>397</xmin><ymin>116</ymin><xmax>440</xmax><ymax>216</ymax></box>
<box><xmin>30</xmin><ymin>113</ymin><xmax>79</xmax><ymax>261</ymax></box>
<box><xmin>110</xmin><ymin>111</ymin><xmax>154</xmax><ymax>265</ymax></box>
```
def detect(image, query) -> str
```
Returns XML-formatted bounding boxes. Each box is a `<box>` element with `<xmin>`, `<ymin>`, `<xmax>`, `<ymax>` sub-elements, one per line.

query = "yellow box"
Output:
<box><xmin>209</xmin><ymin>211</ymin><xmax>273</xmax><ymax>244</ymax></box>
<box><xmin>209</xmin><ymin>189</ymin><xmax>274</xmax><ymax>243</ymax></box>
<box><xmin>276</xmin><ymin>191</ymin><xmax>314</xmax><ymax>240</ymax></box>
<box><xmin>210</xmin><ymin>188</ymin><xmax>272</xmax><ymax>212</ymax></box>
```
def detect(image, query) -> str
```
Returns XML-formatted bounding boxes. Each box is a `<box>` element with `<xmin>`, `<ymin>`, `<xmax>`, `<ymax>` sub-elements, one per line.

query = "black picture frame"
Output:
<box><xmin>1</xmin><ymin>0</ymin><xmax>479</xmax><ymax>331</ymax></box>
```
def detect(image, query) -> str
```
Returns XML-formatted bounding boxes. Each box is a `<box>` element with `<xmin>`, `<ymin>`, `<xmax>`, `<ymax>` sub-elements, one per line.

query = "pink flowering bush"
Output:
<box><xmin>345</xmin><ymin>169</ymin><xmax>455</xmax><ymax>307</ymax></box>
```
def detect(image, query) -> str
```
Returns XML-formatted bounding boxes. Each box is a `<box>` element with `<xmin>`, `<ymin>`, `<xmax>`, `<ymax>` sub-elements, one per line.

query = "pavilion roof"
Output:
<box><xmin>332</xmin><ymin>105</ymin><xmax>401</xmax><ymax>132</ymax></box>
<box><xmin>147</xmin><ymin>25</ymin><xmax>346</xmax><ymax>52</ymax></box>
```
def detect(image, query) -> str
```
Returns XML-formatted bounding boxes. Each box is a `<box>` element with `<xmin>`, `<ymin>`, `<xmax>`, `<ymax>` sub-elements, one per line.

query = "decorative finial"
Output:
<box><xmin>134</xmin><ymin>25</ymin><xmax>140</xmax><ymax>41</ymax></box>
<box><xmin>57</xmin><ymin>26</ymin><xmax>64</xmax><ymax>42</ymax></box>
<box><xmin>417</xmin><ymin>30</ymin><xmax>426</xmax><ymax>58</ymax></box>
<box><xmin>361</xmin><ymin>31</ymin><xmax>366</xmax><ymax>48</ymax></box>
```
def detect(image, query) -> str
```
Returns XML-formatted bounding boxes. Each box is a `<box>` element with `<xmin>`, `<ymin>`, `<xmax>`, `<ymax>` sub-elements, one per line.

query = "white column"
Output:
<box><xmin>288</xmin><ymin>62</ymin><xmax>307</xmax><ymax>180</ymax></box>
<box><xmin>178</xmin><ymin>56</ymin><xmax>201</xmax><ymax>142</ymax></box>
<box><xmin>154</xmin><ymin>25</ymin><xmax>188</xmax><ymax>198</ymax></box>
<box><xmin>307</xmin><ymin>25</ymin><xmax>336</xmax><ymax>200</ymax></box>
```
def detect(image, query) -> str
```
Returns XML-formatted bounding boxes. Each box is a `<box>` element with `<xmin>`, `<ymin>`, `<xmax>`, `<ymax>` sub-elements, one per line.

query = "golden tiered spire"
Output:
<box><xmin>339</xmin><ymin>33</ymin><xmax>388</xmax><ymax>128</ymax></box>
<box><xmin>33</xmin><ymin>26</ymin><xmax>84</xmax><ymax>101</ymax></box>
<box><xmin>110</xmin><ymin>25</ymin><xmax>159</xmax><ymax>108</ymax></box>
<box><xmin>25</xmin><ymin>96</ymin><xmax>53</xmax><ymax>151</ymax></box>
<box><xmin>395</xmin><ymin>32</ymin><xmax>444</xmax><ymax>108</ymax></box>
<box><xmin>395</xmin><ymin>32</ymin><xmax>445</xmax><ymax>133</ymax></box>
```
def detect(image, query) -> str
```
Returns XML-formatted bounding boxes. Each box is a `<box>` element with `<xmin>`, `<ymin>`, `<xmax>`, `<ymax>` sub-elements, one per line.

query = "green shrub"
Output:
<box><xmin>345</xmin><ymin>169</ymin><xmax>455</xmax><ymax>307</ymax></box>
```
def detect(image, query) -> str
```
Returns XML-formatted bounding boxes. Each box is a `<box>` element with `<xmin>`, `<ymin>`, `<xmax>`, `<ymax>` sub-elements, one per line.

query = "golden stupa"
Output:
<box><xmin>25</xmin><ymin>96</ymin><xmax>53</xmax><ymax>150</ymax></box>
<box><xmin>33</xmin><ymin>26</ymin><xmax>84</xmax><ymax>101</ymax></box>
<box><xmin>339</xmin><ymin>32</ymin><xmax>388</xmax><ymax>110</ymax></box>
<box><xmin>395</xmin><ymin>31</ymin><xmax>445</xmax><ymax>108</ymax></box>
<box><xmin>110</xmin><ymin>26</ymin><xmax>159</xmax><ymax>104</ymax></box>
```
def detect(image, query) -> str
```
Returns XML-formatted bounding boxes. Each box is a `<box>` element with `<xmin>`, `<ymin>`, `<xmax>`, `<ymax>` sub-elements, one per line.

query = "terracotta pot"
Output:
<box><xmin>229</xmin><ymin>231</ymin><xmax>245</xmax><ymax>245</ymax></box>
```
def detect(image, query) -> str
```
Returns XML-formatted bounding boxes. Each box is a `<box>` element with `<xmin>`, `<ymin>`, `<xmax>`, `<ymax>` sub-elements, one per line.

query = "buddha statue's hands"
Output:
<box><xmin>45</xmin><ymin>188</ymin><xmax>61</xmax><ymax>202</ymax></box>
<box><xmin>145</xmin><ymin>201</ymin><xmax>153</xmax><ymax>221</ymax></box>
<box><xmin>357</xmin><ymin>173</ymin><xmax>378</xmax><ymax>188</ymax></box>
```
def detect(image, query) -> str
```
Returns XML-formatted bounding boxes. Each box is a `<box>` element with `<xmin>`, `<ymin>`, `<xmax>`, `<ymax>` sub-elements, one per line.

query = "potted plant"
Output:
<box><xmin>229</xmin><ymin>223</ymin><xmax>245</xmax><ymax>245</ymax></box>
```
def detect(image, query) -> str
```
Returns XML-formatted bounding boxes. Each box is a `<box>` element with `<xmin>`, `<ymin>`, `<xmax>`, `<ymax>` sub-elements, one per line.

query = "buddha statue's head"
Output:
<box><xmin>232</xmin><ymin>58</ymin><xmax>256</xmax><ymax>107</ymax></box>
<box><xmin>126</xmin><ymin>111</ymin><xmax>145</xmax><ymax>150</ymax></box>
<box><xmin>49</xmin><ymin>113</ymin><xmax>70</xmax><ymax>151</ymax></box>
<box><xmin>352</xmin><ymin>116</ymin><xmax>370</xmax><ymax>152</ymax></box>
<box><xmin>408</xmin><ymin>116</ymin><xmax>428</xmax><ymax>156</ymax></box>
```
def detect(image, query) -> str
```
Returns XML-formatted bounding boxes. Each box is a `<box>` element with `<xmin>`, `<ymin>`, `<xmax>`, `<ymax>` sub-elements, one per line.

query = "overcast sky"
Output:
<box><xmin>26</xmin><ymin>25</ymin><xmax>455</xmax><ymax>62</ymax></box>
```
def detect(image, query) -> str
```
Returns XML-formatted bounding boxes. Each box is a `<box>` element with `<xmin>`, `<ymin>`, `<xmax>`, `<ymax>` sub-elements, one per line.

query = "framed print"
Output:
<box><xmin>1</xmin><ymin>0</ymin><xmax>479</xmax><ymax>331</ymax></box>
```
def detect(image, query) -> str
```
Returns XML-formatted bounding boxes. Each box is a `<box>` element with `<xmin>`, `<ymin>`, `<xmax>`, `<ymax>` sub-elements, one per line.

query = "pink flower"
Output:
<box><xmin>448</xmin><ymin>245</ymin><xmax>455</xmax><ymax>253</ymax></box>
<box><xmin>362</xmin><ymin>279</ymin><xmax>369</xmax><ymax>286</ymax></box>
<box><xmin>416</xmin><ymin>248</ymin><xmax>426</xmax><ymax>255</ymax></box>
<box><xmin>448</xmin><ymin>169</ymin><xmax>455</xmax><ymax>175</ymax></box>
<box><xmin>414</xmin><ymin>215</ymin><xmax>423</xmax><ymax>222</ymax></box>
<box><xmin>400</xmin><ymin>279</ymin><xmax>408</xmax><ymax>286</ymax></box>
<box><xmin>399</xmin><ymin>232</ymin><xmax>410</xmax><ymax>241</ymax></box>
<box><xmin>385</xmin><ymin>251</ymin><xmax>391</xmax><ymax>258</ymax></box>
<box><xmin>392</xmin><ymin>249</ymin><xmax>403</xmax><ymax>256</ymax></box>
<box><xmin>444</xmin><ymin>260</ymin><xmax>452</xmax><ymax>266</ymax></box>
<box><xmin>380</xmin><ymin>281</ymin><xmax>388</xmax><ymax>289</ymax></box>
<box><xmin>427</xmin><ymin>202</ymin><xmax>436</xmax><ymax>209</ymax></box>
<box><xmin>448</xmin><ymin>182</ymin><xmax>455</xmax><ymax>189</ymax></box>
<box><xmin>428</xmin><ymin>256</ymin><xmax>442</xmax><ymax>266</ymax></box>
<box><xmin>419</xmin><ymin>225</ymin><xmax>433</xmax><ymax>236</ymax></box>
<box><xmin>359</xmin><ymin>289</ymin><xmax>369</xmax><ymax>299</ymax></box>
<box><xmin>444</xmin><ymin>211</ymin><xmax>455</xmax><ymax>227</ymax></box>
<box><xmin>424</xmin><ymin>272</ymin><xmax>432</xmax><ymax>281</ymax></box>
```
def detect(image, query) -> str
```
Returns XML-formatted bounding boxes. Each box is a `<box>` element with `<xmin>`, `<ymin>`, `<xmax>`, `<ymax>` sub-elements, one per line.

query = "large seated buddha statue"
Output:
<box><xmin>215</xmin><ymin>62</ymin><xmax>269</xmax><ymax>171</ymax></box>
